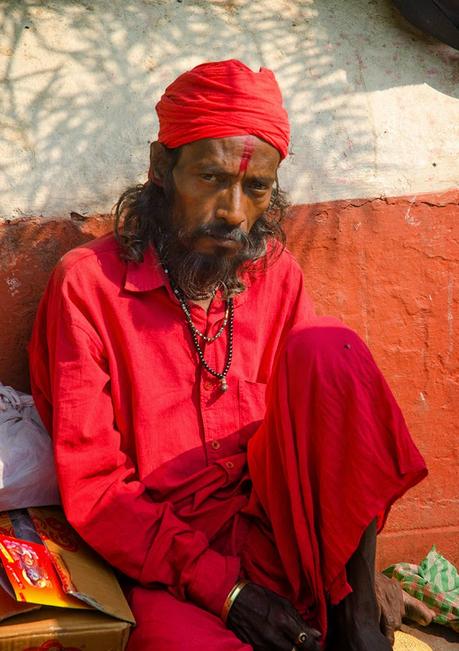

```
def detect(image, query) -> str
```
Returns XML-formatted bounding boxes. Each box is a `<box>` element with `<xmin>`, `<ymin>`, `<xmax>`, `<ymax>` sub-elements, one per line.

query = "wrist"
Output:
<box><xmin>186</xmin><ymin>550</ymin><xmax>240</xmax><ymax>616</ymax></box>
<box><xmin>221</xmin><ymin>580</ymin><xmax>249</xmax><ymax>624</ymax></box>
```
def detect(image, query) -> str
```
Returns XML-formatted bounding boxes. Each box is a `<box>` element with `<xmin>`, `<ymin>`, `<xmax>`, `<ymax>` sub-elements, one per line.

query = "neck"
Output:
<box><xmin>190</xmin><ymin>296</ymin><xmax>214</xmax><ymax>312</ymax></box>
<box><xmin>160</xmin><ymin>261</ymin><xmax>217</xmax><ymax>311</ymax></box>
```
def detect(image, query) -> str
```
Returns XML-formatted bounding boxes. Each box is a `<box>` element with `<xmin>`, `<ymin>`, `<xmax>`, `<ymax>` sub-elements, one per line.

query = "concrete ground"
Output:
<box><xmin>402</xmin><ymin>622</ymin><xmax>459</xmax><ymax>650</ymax></box>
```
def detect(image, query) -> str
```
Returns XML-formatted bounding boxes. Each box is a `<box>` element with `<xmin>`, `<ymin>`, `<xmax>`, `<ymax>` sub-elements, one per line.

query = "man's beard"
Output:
<box><xmin>154</xmin><ymin>217</ymin><xmax>270</xmax><ymax>300</ymax></box>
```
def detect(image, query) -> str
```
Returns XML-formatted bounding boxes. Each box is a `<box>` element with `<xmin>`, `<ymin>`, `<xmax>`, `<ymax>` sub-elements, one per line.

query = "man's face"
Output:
<box><xmin>169</xmin><ymin>135</ymin><xmax>281</xmax><ymax>258</ymax></box>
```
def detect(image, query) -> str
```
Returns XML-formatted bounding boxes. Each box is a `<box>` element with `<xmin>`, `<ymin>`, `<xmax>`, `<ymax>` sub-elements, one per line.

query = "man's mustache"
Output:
<box><xmin>185</xmin><ymin>223</ymin><xmax>251</xmax><ymax>245</ymax></box>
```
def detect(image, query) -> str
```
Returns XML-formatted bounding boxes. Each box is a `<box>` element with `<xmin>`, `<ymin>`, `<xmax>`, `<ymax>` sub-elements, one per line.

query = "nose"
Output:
<box><xmin>215</xmin><ymin>185</ymin><xmax>246</xmax><ymax>228</ymax></box>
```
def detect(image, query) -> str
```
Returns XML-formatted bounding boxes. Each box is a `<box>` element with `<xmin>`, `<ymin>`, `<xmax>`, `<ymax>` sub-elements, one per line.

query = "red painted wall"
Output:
<box><xmin>284</xmin><ymin>190</ymin><xmax>459</xmax><ymax>570</ymax></box>
<box><xmin>0</xmin><ymin>189</ymin><xmax>457</xmax><ymax>569</ymax></box>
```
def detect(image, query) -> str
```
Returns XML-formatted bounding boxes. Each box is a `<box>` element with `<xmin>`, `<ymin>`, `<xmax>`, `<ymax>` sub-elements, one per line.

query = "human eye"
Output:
<box><xmin>200</xmin><ymin>173</ymin><xmax>217</xmax><ymax>182</ymax></box>
<box><xmin>248</xmin><ymin>178</ymin><xmax>271</xmax><ymax>193</ymax></box>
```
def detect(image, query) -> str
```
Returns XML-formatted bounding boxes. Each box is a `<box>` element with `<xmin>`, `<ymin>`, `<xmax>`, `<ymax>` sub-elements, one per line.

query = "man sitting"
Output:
<box><xmin>29</xmin><ymin>60</ymin><xmax>433</xmax><ymax>650</ymax></box>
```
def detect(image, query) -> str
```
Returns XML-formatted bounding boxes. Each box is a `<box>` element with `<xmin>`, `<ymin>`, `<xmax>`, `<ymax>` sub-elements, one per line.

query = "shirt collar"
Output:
<box><xmin>122</xmin><ymin>242</ymin><xmax>265</xmax><ymax>306</ymax></box>
<box><xmin>123</xmin><ymin>245</ymin><xmax>166</xmax><ymax>293</ymax></box>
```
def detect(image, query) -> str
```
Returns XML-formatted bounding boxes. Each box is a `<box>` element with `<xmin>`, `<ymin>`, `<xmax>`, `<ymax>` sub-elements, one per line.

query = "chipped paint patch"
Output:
<box><xmin>404</xmin><ymin>196</ymin><xmax>421</xmax><ymax>226</ymax></box>
<box><xmin>5</xmin><ymin>276</ymin><xmax>21</xmax><ymax>296</ymax></box>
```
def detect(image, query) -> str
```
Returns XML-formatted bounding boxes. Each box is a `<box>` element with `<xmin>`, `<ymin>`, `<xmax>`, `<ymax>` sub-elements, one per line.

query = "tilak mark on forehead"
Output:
<box><xmin>238</xmin><ymin>136</ymin><xmax>256</xmax><ymax>173</ymax></box>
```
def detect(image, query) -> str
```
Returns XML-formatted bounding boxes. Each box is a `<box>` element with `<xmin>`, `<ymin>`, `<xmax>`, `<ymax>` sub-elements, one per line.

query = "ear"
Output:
<box><xmin>150</xmin><ymin>141</ymin><xmax>170</xmax><ymax>183</ymax></box>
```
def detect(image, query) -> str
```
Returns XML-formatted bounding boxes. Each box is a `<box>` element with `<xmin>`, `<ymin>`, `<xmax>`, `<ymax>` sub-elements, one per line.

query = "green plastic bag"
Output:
<box><xmin>384</xmin><ymin>546</ymin><xmax>459</xmax><ymax>633</ymax></box>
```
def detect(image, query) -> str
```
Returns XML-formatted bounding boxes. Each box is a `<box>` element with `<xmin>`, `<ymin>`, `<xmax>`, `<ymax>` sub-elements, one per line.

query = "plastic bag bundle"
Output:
<box><xmin>384</xmin><ymin>546</ymin><xmax>459</xmax><ymax>633</ymax></box>
<box><xmin>0</xmin><ymin>383</ymin><xmax>60</xmax><ymax>510</ymax></box>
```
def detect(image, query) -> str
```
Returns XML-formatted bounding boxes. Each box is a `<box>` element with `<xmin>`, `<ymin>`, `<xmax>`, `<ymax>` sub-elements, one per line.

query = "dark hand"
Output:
<box><xmin>226</xmin><ymin>582</ymin><xmax>321</xmax><ymax>651</ymax></box>
<box><xmin>375</xmin><ymin>573</ymin><xmax>435</xmax><ymax>645</ymax></box>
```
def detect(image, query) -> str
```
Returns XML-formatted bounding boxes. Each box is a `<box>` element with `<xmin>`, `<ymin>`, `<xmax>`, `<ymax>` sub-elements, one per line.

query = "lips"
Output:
<box><xmin>192</xmin><ymin>234</ymin><xmax>243</xmax><ymax>255</ymax></box>
<box><xmin>209</xmin><ymin>235</ymin><xmax>241</xmax><ymax>246</ymax></box>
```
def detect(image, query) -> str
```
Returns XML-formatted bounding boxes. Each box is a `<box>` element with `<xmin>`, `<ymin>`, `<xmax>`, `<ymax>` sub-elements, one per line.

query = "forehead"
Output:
<box><xmin>177</xmin><ymin>136</ymin><xmax>281</xmax><ymax>176</ymax></box>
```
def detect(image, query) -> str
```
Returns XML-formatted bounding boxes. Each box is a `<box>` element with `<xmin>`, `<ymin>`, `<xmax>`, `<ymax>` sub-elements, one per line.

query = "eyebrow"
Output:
<box><xmin>193</xmin><ymin>163</ymin><xmax>227</xmax><ymax>174</ymax></box>
<box><xmin>193</xmin><ymin>163</ymin><xmax>276</xmax><ymax>184</ymax></box>
<box><xmin>250</xmin><ymin>175</ymin><xmax>276</xmax><ymax>185</ymax></box>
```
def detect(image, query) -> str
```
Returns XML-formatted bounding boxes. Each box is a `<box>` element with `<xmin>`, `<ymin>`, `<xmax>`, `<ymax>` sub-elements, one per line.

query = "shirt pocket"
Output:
<box><xmin>238</xmin><ymin>379</ymin><xmax>267</xmax><ymax>446</ymax></box>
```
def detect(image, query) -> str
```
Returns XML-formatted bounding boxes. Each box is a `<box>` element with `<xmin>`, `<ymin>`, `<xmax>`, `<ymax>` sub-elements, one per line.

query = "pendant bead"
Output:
<box><xmin>220</xmin><ymin>378</ymin><xmax>228</xmax><ymax>392</ymax></box>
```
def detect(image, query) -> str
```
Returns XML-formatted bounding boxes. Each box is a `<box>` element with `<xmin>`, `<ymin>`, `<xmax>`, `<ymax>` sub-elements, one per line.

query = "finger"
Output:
<box><xmin>282</xmin><ymin>608</ymin><xmax>321</xmax><ymax>650</ymax></box>
<box><xmin>268</xmin><ymin>629</ymin><xmax>298</xmax><ymax>651</ymax></box>
<box><xmin>379</xmin><ymin>612</ymin><xmax>396</xmax><ymax>646</ymax></box>
<box><xmin>295</xmin><ymin>629</ymin><xmax>322</xmax><ymax>643</ymax></box>
<box><xmin>281</xmin><ymin>603</ymin><xmax>317</xmax><ymax>635</ymax></box>
<box><xmin>247</xmin><ymin>610</ymin><xmax>295</xmax><ymax>651</ymax></box>
<box><xmin>286</xmin><ymin>624</ymin><xmax>321</xmax><ymax>651</ymax></box>
<box><xmin>281</xmin><ymin>620</ymin><xmax>320</xmax><ymax>649</ymax></box>
<box><xmin>379</xmin><ymin>591</ymin><xmax>402</xmax><ymax>646</ymax></box>
<box><xmin>402</xmin><ymin>592</ymin><xmax>436</xmax><ymax>626</ymax></box>
<box><xmin>237</xmin><ymin>621</ymin><xmax>290</xmax><ymax>651</ymax></box>
<box><xmin>295</xmin><ymin>630</ymin><xmax>322</xmax><ymax>651</ymax></box>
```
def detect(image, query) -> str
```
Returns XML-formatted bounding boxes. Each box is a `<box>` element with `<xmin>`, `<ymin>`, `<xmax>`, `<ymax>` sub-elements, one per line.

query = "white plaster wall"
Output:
<box><xmin>1</xmin><ymin>0</ymin><xmax>458</xmax><ymax>219</ymax></box>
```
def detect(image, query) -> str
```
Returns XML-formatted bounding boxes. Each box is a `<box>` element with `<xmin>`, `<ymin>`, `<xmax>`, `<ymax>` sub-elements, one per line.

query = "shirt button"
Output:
<box><xmin>225</xmin><ymin>461</ymin><xmax>234</xmax><ymax>469</ymax></box>
<box><xmin>211</xmin><ymin>440</ymin><xmax>221</xmax><ymax>450</ymax></box>
<box><xmin>203</xmin><ymin>381</ymin><xmax>213</xmax><ymax>390</ymax></box>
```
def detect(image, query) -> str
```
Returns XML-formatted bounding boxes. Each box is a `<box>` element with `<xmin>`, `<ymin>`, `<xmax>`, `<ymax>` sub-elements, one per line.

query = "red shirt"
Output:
<box><xmin>29</xmin><ymin>234</ymin><xmax>314</xmax><ymax>615</ymax></box>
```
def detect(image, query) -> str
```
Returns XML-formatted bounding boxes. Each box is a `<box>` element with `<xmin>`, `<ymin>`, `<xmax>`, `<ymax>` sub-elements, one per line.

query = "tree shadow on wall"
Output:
<box><xmin>1</xmin><ymin>0</ymin><xmax>458</xmax><ymax>221</ymax></box>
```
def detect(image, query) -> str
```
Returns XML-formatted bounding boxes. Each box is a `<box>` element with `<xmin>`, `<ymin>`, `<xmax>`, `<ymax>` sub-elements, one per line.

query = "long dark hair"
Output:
<box><xmin>113</xmin><ymin>146</ymin><xmax>289</xmax><ymax>269</ymax></box>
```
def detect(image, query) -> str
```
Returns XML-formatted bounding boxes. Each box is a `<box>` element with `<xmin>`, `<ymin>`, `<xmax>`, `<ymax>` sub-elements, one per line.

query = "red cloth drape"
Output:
<box><xmin>155</xmin><ymin>60</ymin><xmax>290</xmax><ymax>158</ymax></box>
<box><xmin>126</xmin><ymin>319</ymin><xmax>427</xmax><ymax>649</ymax></box>
<box><xmin>245</xmin><ymin>319</ymin><xmax>427</xmax><ymax>639</ymax></box>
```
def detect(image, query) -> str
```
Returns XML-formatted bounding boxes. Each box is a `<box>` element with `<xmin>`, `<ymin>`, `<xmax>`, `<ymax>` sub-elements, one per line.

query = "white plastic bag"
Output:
<box><xmin>0</xmin><ymin>383</ymin><xmax>60</xmax><ymax>510</ymax></box>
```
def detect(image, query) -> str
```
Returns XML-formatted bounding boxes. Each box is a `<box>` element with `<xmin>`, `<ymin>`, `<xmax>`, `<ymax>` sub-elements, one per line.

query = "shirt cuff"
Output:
<box><xmin>187</xmin><ymin>548</ymin><xmax>241</xmax><ymax>616</ymax></box>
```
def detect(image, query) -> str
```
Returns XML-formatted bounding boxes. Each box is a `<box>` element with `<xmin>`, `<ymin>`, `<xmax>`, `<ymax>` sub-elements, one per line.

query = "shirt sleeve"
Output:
<box><xmin>29</xmin><ymin>268</ymin><xmax>240</xmax><ymax>617</ymax></box>
<box><xmin>290</xmin><ymin>263</ymin><xmax>315</xmax><ymax>328</ymax></box>
<box><xmin>275</xmin><ymin>253</ymin><xmax>316</xmax><ymax>350</ymax></box>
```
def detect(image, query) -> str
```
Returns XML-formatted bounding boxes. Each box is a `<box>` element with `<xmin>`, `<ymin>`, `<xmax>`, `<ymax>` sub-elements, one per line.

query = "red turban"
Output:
<box><xmin>155</xmin><ymin>60</ymin><xmax>290</xmax><ymax>159</ymax></box>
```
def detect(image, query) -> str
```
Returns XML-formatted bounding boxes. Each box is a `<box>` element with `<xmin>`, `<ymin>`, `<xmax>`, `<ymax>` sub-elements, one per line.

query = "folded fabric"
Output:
<box><xmin>384</xmin><ymin>546</ymin><xmax>459</xmax><ymax>633</ymax></box>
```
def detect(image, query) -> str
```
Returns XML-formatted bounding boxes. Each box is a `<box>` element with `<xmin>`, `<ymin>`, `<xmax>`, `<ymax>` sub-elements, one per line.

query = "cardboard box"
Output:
<box><xmin>0</xmin><ymin>507</ymin><xmax>134</xmax><ymax>650</ymax></box>
<box><xmin>0</xmin><ymin>608</ymin><xmax>131</xmax><ymax>651</ymax></box>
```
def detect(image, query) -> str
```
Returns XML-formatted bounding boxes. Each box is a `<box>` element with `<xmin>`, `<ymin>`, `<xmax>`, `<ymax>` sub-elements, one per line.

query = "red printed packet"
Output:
<box><xmin>0</xmin><ymin>535</ymin><xmax>85</xmax><ymax>609</ymax></box>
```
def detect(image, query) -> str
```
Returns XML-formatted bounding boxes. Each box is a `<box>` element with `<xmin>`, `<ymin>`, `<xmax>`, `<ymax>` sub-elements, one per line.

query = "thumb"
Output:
<box><xmin>380</xmin><ymin>612</ymin><xmax>396</xmax><ymax>646</ymax></box>
<box><xmin>403</xmin><ymin>592</ymin><xmax>436</xmax><ymax>627</ymax></box>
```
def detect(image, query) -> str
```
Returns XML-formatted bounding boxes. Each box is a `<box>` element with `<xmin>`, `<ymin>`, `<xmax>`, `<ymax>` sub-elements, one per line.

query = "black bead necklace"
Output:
<box><xmin>177</xmin><ymin>298</ymin><xmax>230</xmax><ymax>344</ymax></box>
<box><xmin>163</xmin><ymin>267</ymin><xmax>234</xmax><ymax>392</ymax></box>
